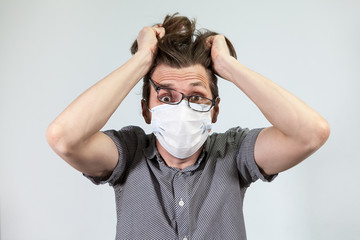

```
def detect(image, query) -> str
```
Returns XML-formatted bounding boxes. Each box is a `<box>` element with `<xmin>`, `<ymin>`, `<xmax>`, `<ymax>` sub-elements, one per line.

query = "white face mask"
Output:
<box><xmin>150</xmin><ymin>101</ymin><xmax>212</xmax><ymax>159</ymax></box>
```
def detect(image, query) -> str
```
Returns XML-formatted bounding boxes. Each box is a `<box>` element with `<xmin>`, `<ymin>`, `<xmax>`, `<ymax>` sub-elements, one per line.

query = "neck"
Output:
<box><xmin>156</xmin><ymin>139</ymin><xmax>202</xmax><ymax>170</ymax></box>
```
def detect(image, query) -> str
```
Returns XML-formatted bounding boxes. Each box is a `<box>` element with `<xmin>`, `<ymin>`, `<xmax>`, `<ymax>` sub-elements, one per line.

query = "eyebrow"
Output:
<box><xmin>190</xmin><ymin>81</ymin><xmax>207</xmax><ymax>88</ymax></box>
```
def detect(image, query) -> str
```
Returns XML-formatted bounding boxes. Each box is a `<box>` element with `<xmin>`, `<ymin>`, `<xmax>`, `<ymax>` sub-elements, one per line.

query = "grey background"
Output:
<box><xmin>1</xmin><ymin>0</ymin><xmax>359</xmax><ymax>239</ymax></box>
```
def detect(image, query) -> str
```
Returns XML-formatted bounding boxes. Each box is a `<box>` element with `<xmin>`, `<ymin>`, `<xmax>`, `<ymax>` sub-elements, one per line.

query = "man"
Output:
<box><xmin>46</xmin><ymin>14</ymin><xmax>330</xmax><ymax>239</ymax></box>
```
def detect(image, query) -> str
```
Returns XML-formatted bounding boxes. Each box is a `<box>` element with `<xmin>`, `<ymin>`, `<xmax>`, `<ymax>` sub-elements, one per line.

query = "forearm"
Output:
<box><xmin>48</xmin><ymin>50</ymin><xmax>152</xmax><ymax>148</ymax></box>
<box><xmin>209</xmin><ymin>34</ymin><xmax>329</xmax><ymax>174</ymax></box>
<box><xmin>222</xmin><ymin>56</ymin><xmax>328</xmax><ymax>143</ymax></box>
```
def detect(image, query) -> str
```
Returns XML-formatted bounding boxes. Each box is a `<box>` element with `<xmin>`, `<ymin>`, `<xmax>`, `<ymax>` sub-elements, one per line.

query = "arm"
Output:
<box><xmin>208</xmin><ymin>35</ymin><xmax>330</xmax><ymax>175</ymax></box>
<box><xmin>46</xmin><ymin>26</ymin><xmax>165</xmax><ymax>177</ymax></box>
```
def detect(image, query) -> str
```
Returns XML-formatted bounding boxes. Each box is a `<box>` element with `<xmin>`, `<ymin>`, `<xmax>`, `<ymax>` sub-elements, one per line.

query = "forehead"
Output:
<box><xmin>151</xmin><ymin>64</ymin><xmax>210</xmax><ymax>88</ymax></box>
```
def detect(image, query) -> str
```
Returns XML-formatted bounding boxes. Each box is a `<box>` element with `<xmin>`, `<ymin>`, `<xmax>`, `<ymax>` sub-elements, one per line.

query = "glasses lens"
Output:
<box><xmin>189</xmin><ymin>97</ymin><xmax>213</xmax><ymax>112</ymax></box>
<box><xmin>157</xmin><ymin>89</ymin><xmax>182</xmax><ymax>104</ymax></box>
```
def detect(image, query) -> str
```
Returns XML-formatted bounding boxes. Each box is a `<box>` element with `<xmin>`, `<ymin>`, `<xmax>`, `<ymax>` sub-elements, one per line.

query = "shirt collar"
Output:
<box><xmin>143</xmin><ymin>134</ymin><xmax>210</xmax><ymax>172</ymax></box>
<box><xmin>143</xmin><ymin>134</ymin><xmax>158</xmax><ymax>159</ymax></box>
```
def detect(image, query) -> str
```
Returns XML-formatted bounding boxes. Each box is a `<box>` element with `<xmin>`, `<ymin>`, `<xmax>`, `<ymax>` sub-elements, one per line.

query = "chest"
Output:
<box><xmin>112</xmin><ymin>158</ymin><xmax>246</xmax><ymax>239</ymax></box>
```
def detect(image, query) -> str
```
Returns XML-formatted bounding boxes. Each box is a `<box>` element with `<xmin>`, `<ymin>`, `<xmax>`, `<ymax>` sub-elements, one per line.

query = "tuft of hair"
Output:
<box><xmin>130</xmin><ymin>13</ymin><xmax>237</xmax><ymax>105</ymax></box>
<box><xmin>131</xmin><ymin>13</ymin><xmax>236</xmax><ymax>69</ymax></box>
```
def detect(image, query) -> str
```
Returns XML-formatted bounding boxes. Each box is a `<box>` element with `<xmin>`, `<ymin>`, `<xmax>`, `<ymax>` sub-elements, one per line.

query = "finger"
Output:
<box><xmin>205</xmin><ymin>35</ymin><xmax>216</xmax><ymax>49</ymax></box>
<box><xmin>154</xmin><ymin>26</ymin><xmax>165</xmax><ymax>39</ymax></box>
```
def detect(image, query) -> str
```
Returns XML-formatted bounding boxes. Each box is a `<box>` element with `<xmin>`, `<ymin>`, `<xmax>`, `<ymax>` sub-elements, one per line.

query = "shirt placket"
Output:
<box><xmin>173</xmin><ymin>171</ymin><xmax>190</xmax><ymax>240</ymax></box>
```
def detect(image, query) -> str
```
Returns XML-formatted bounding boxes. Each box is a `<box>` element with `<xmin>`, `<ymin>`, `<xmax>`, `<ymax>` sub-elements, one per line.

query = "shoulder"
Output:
<box><xmin>206</xmin><ymin>127</ymin><xmax>263</xmax><ymax>156</ymax></box>
<box><xmin>104</xmin><ymin>125</ymin><xmax>146</xmax><ymax>135</ymax></box>
<box><xmin>209</xmin><ymin>127</ymin><xmax>250</xmax><ymax>144</ymax></box>
<box><xmin>103</xmin><ymin>125</ymin><xmax>147</xmax><ymax>141</ymax></box>
<box><xmin>102</xmin><ymin>126</ymin><xmax>152</xmax><ymax>151</ymax></box>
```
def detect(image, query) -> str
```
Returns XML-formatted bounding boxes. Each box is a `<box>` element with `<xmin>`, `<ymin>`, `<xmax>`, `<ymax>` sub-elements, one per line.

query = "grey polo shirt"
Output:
<box><xmin>84</xmin><ymin>125</ymin><xmax>276</xmax><ymax>240</ymax></box>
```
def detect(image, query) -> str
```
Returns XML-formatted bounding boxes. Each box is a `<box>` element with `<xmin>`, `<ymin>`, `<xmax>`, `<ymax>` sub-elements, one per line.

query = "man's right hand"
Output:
<box><xmin>136</xmin><ymin>25</ymin><xmax>165</xmax><ymax>57</ymax></box>
<box><xmin>46</xmin><ymin>26</ymin><xmax>164</xmax><ymax>178</ymax></box>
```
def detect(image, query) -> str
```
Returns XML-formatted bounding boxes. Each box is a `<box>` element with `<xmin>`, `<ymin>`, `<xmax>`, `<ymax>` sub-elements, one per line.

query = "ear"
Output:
<box><xmin>211</xmin><ymin>97</ymin><xmax>220</xmax><ymax>123</ymax></box>
<box><xmin>141</xmin><ymin>99</ymin><xmax>151</xmax><ymax>124</ymax></box>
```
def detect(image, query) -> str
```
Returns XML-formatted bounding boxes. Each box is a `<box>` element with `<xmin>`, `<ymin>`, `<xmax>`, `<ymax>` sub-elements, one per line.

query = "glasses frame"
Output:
<box><xmin>149</xmin><ymin>78</ymin><xmax>218</xmax><ymax>112</ymax></box>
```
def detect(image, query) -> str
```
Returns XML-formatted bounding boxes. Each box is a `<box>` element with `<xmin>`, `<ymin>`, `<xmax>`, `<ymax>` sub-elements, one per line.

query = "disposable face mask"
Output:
<box><xmin>150</xmin><ymin>101</ymin><xmax>212</xmax><ymax>159</ymax></box>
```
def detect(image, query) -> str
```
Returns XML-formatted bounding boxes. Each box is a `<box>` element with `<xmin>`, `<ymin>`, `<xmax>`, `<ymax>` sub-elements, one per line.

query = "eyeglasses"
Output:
<box><xmin>149</xmin><ymin>78</ymin><xmax>218</xmax><ymax>112</ymax></box>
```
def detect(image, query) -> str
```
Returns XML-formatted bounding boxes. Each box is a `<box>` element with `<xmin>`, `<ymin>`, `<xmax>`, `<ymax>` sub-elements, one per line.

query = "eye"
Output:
<box><xmin>159</xmin><ymin>95</ymin><xmax>173</xmax><ymax>102</ymax></box>
<box><xmin>189</xmin><ymin>95</ymin><xmax>202</xmax><ymax>103</ymax></box>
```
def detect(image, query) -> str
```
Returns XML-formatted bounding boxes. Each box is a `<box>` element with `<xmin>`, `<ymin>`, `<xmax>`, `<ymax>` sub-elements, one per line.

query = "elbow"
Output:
<box><xmin>315</xmin><ymin>119</ymin><xmax>330</xmax><ymax>147</ymax></box>
<box><xmin>308</xmin><ymin>118</ymin><xmax>330</xmax><ymax>152</ymax></box>
<box><xmin>46</xmin><ymin>123</ymin><xmax>75</xmax><ymax>158</ymax></box>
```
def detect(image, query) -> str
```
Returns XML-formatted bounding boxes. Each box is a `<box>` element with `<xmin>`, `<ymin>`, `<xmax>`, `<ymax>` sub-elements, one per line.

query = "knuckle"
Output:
<box><xmin>142</xmin><ymin>26</ymin><xmax>152</xmax><ymax>32</ymax></box>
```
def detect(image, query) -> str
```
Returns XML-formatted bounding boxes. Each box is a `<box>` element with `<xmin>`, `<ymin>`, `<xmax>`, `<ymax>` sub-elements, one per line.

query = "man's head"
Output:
<box><xmin>143</xmin><ymin>63</ymin><xmax>220</xmax><ymax>124</ymax></box>
<box><xmin>130</xmin><ymin>13</ymin><xmax>237</xmax><ymax>122</ymax></box>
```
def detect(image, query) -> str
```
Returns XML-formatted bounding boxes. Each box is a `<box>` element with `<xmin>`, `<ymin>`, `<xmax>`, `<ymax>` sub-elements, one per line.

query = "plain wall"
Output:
<box><xmin>1</xmin><ymin>0</ymin><xmax>359</xmax><ymax>239</ymax></box>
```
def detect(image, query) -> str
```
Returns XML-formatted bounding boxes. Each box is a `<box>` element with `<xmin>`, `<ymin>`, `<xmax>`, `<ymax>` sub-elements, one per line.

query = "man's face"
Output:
<box><xmin>142</xmin><ymin>63</ymin><xmax>219</xmax><ymax>123</ymax></box>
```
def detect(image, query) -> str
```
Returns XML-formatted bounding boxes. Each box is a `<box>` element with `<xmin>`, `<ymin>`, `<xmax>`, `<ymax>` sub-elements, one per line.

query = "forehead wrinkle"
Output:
<box><xmin>155</xmin><ymin>74</ymin><xmax>210</xmax><ymax>92</ymax></box>
<box><xmin>157</xmin><ymin>72</ymin><xmax>207</xmax><ymax>82</ymax></box>
<box><xmin>151</xmin><ymin>64</ymin><xmax>212</xmax><ymax>97</ymax></box>
<box><xmin>152</xmin><ymin>64</ymin><xmax>210</xmax><ymax>85</ymax></box>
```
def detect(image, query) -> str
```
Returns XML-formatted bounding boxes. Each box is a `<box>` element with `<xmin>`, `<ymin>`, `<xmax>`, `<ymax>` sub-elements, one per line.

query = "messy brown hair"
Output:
<box><xmin>130</xmin><ymin>13</ymin><xmax>237</xmax><ymax>106</ymax></box>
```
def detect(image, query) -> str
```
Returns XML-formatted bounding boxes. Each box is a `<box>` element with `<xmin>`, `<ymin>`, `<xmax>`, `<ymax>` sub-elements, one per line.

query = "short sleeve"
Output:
<box><xmin>83</xmin><ymin>126</ymin><xmax>147</xmax><ymax>186</ymax></box>
<box><xmin>235</xmin><ymin>127</ymin><xmax>277</xmax><ymax>187</ymax></box>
